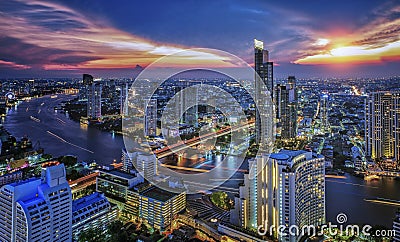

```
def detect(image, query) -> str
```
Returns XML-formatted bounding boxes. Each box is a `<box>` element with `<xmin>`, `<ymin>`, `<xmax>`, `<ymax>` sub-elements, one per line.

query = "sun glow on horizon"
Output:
<box><xmin>295</xmin><ymin>40</ymin><xmax>400</xmax><ymax>65</ymax></box>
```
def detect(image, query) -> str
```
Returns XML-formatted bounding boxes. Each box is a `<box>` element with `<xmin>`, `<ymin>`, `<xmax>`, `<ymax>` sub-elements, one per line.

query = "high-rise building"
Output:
<box><xmin>265</xmin><ymin>150</ymin><xmax>325</xmax><ymax>241</ymax></box>
<box><xmin>230</xmin><ymin>159</ymin><xmax>258</xmax><ymax>229</ymax></box>
<box><xmin>144</xmin><ymin>98</ymin><xmax>157</xmax><ymax>137</ymax></box>
<box><xmin>0</xmin><ymin>164</ymin><xmax>73</xmax><ymax>242</ymax></box>
<box><xmin>254</xmin><ymin>39</ymin><xmax>274</xmax><ymax>149</ymax></box>
<box><xmin>254</xmin><ymin>39</ymin><xmax>274</xmax><ymax>100</ymax></box>
<box><xmin>232</xmin><ymin>150</ymin><xmax>325</xmax><ymax>242</ymax></box>
<box><xmin>319</xmin><ymin>93</ymin><xmax>330</xmax><ymax>133</ymax></box>
<box><xmin>365</xmin><ymin>91</ymin><xmax>400</xmax><ymax>164</ymax></box>
<box><xmin>87</xmin><ymin>80</ymin><xmax>102</xmax><ymax>119</ymax></box>
<box><xmin>174</xmin><ymin>81</ymin><xmax>199</xmax><ymax>126</ymax></box>
<box><xmin>120</xmin><ymin>82</ymin><xmax>129</xmax><ymax>116</ymax></box>
<box><xmin>79</xmin><ymin>74</ymin><xmax>93</xmax><ymax>101</ymax></box>
<box><xmin>277</xmin><ymin>76</ymin><xmax>298</xmax><ymax>139</ymax></box>
<box><xmin>136</xmin><ymin>152</ymin><xmax>158</xmax><ymax>181</ymax></box>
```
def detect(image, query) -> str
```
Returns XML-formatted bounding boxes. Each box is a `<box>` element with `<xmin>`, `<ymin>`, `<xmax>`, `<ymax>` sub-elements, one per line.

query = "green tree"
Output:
<box><xmin>78</xmin><ymin>228</ymin><xmax>105</xmax><ymax>242</ymax></box>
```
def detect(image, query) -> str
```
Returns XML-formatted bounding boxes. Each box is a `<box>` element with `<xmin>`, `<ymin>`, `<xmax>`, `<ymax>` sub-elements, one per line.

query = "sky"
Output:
<box><xmin>0</xmin><ymin>0</ymin><xmax>399</xmax><ymax>78</ymax></box>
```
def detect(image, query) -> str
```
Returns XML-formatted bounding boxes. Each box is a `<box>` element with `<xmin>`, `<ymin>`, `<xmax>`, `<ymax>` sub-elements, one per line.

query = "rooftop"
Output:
<box><xmin>100</xmin><ymin>169</ymin><xmax>137</xmax><ymax>180</ymax></box>
<box><xmin>72</xmin><ymin>192</ymin><xmax>107</xmax><ymax>211</ymax></box>
<box><xmin>141</xmin><ymin>186</ymin><xmax>183</xmax><ymax>202</ymax></box>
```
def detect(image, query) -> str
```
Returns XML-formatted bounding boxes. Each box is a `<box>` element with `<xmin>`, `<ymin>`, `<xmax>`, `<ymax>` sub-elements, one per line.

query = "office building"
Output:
<box><xmin>72</xmin><ymin>192</ymin><xmax>118</xmax><ymax>240</ymax></box>
<box><xmin>79</xmin><ymin>74</ymin><xmax>93</xmax><ymax>101</ymax></box>
<box><xmin>319</xmin><ymin>93</ymin><xmax>330</xmax><ymax>133</ymax></box>
<box><xmin>122</xmin><ymin>148</ymin><xmax>135</xmax><ymax>173</ymax></box>
<box><xmin>365</xmin><ymin>91</ymin><xmax>400</xmax><ymax>164</ymax></box>
<box><xmin>136</xmin><ymin>152</ymin><xmax>158</xmax><ymax>181</ymax></box>
<box><xmin>277</xmin><ymin>76</ymin><xmax>298</xmax><ymax>139</ymax></box>
<box><xmin>87</xmin><ymin>79</ymin><xmax>102</xmax><ymax>119</ymax></box>
<box><xmin>127</xmin><ymin>184</ymin><xmax>186</xmax><ymax>231</ymax></box>
<box><xmin>254</xmin><ymin>39</ymin><xmax>274</xmax><ymax>100</ymax></box>
<box><xmin>0</xmin><ymin>164</ymin><xmax>72</xmax><ymax>242</ymax></box>
<box><xmin>96</xmin><ymin>168</ymin><xmax>143</xmax><ymax>217</ymax></box>
<box><xmin>254</xmin><ymin>39</ymin><xmax>274</xmax><ymax>149</ymax></box>
<box><xmin>230</xmin><ymin>159</ymin><xmax>258</xmax><ymax>229</ymax></box>
<box><xmin>120</xmin><ymin>82</ymin><xmax>129</xmax><ymax>116</ymax></box>
<box><xmin>145</xmin><ymin>98</ymin><xmax>157</xmax><ymax>136</ymax></box>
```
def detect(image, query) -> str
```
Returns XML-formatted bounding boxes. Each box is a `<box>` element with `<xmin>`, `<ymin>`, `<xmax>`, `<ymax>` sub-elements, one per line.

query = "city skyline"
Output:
<box><xmin>0</xmin><ymin>0</ymin><xmax>399</xmax><ymax>78</ymax></box>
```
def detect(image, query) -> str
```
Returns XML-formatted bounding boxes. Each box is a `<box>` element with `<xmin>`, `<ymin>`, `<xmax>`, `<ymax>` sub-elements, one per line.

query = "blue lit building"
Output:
<box><xmin>0</xmin><ymin>164</ymin><xmax>72</xmax><ymax>242</ymax></box>
<box><xmin>72</xmin><ymin>192</ymin><xmax>118</xmax><ymax>240</ymax></box>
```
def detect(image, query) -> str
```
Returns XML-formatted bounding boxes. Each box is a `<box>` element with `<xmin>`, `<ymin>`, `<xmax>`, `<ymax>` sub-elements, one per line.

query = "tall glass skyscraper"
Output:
<box><xmin>254</xmin><ymin>39</ymin><xmax>274</xmax><ymax>150</ymax></box>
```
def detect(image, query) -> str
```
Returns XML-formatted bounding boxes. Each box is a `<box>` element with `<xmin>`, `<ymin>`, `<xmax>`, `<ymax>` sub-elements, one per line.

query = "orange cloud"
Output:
<box><xmin>294</xmin><ymin>4</ymin><xmax>400</xmax><ymax>65</ymax></box>
<box><xmin>1</xmin><ymin>0</ymin><xmax>239</xmax><ymax>70</ymax></box>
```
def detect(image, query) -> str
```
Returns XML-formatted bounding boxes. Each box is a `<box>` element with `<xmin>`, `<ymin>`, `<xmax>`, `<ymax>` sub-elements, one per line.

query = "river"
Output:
<box><xmin>2</xmin><ymin>94</ymin><xmax>399</xmax><ymax>228</ymax></box>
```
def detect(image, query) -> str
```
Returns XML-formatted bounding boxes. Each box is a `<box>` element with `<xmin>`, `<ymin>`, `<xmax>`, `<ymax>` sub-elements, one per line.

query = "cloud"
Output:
<box><xmin>290</xmin><ymin>1</ymin><xmax>400</xmax><ymax>65</ymax></box>
<box><xmin>0</xmin><ymin>0</ymin><xmax>238</xmax><ymax>71</ymax></box>
<box><xmin>0</xmin><ymin>60</ymin><xmax>30</xmax><ymax>70</ymax></box>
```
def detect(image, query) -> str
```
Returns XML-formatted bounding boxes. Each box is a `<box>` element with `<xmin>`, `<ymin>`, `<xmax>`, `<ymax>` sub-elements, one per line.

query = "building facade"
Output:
<box><xmin>145</xmin><ymin>98</ymin><xmax>157</xmax><ymax>136</ymax></box>
<box><xmin>96</xmin><ymin>168</ymin><xmax>144</xmax><ymax>217</ymax></box>
<box><xmin>254</xmin><ymin>39</ymin><xmax>274</xmax><ymax>150</ymax></box>
<box><xmin>365</xmin><ymin>91</ymin><xmax>400</xmax><ymax>164</ymax></box>
<box><xmin>0</xmin><ymin>164</ymin><xmax>72</xmax><ymax>242</ymax></box>
<box><xmin>277</xmin><ymin>76</ymin><xmax>298</xmax><ymax>139</ymax></box>
<box><xmin>266</xmin><ymin>150</ymin><xmax>325</xmax><ymax>241</ymax></box>
<box><xmin>87</xmin><ymin>79</ymin><xmax>102</xmax><ymax>119</ymax></box>
<box><xmin>127</xmin><ymin>184</ymin><xmax>186</xmax><ymax>231</ymax></box>
<box><xmin>72</xmin><ymin>192</ymin><xmax>118</xmax><ymax>240</ymax></box>
<box><xmin>231</xmin><ymin>150</ymin><xmax>325</xmax><ymax>242</ymax></box>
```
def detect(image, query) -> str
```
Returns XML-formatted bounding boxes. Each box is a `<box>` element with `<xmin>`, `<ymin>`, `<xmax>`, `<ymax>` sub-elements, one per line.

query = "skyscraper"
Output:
<box><xmin>87</xmin><ymin>79</ymin><xmax>102</xmax><ymax>119</ymax></box>
<box><xmin>254</xmin><ymin>39</ymin><xmax>274</xmax><ymax>100</ymax></box>
<box><xmin>144</xmin><ymin>98</ymin><xmax>157</xmax><ymax>137</ymax></box>
<box><xmin>0</xmin><ymin>164</ymin><xmax>73</xmax><ymax>242</ymax></box>
<box><xmin>277</xmin><ymin>76</ymin><xmax>298</xmax><ymax>139</ymax></box>
<box><xmin>254</xmin><ymin>39</ymin><xmax>274</xmax><ymax>149</ymax></box>
<box><xmin>231</xmin><ymin>150</ymin><xmax>325</xmax><ymax>242</ymax></box>
<box><xmin>79</xmin><ymin>74</ymin><xmax>93</xmax><ymax>101</ymax></box>
<box><xmin>319</xmin><ymin>92</ymin><xmax>330</xmax><ymax>133</ymax></box>
<box><xmin>265</xmin><ymin>150</ymin><xmax>325</xmax><ymax>241</ymax></box>
<box><xmin>365</xmin><ymin>91</ymin><xmax>400</xmax><ymax>164</ymax></box>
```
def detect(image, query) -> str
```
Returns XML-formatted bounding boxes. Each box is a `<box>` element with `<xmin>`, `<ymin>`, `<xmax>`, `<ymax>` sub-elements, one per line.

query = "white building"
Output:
<box><xmin>0</xmin><ymin>164</ymin><xmax>72</xmax><ymax>242</ymax></box>
<box><xmin>231</xmin><ymin>150</ymin><xmax>325</xmax><ymax>242</ymax></box>
<box><xmin>87</xmin><ymin>80</ymin><xmax>102</xmax><ymax>119</ymax></box>
<box><xmin>137</xmin><ymin>152</ymin><xmax>158</xmax><ymax>181</ymax></box>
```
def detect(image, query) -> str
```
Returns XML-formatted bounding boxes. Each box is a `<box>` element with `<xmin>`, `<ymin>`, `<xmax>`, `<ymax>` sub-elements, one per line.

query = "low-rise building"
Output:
<box><xmin>72</xmin><ymin>192</ymin><xmax>117</xmax><ymax>240</ymax></box>
<box><xmin>127</xmin><ymin>183</ymin><xmax>186</xmax><ymax>231</ymax></box>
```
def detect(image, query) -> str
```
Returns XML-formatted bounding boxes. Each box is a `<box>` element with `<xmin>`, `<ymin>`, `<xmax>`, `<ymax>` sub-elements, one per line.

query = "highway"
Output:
<box><xmin>154</xmin><ymin>121</ymin><xmax>254</xmax><ymax>158</ymax></box>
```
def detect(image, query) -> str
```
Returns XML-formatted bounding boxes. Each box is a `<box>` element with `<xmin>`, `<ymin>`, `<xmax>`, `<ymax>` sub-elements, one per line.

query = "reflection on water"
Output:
<box><xmin>3</xmin><ymin>94</ymin><xmax>124</xmax><ymax>165</ymax></box>
<box><xmin>3</xmin><ymin>95</ymin><xmax>400</xmax><ymax>228</ymax></box>
<box><xmin>326</xmin><ymin>174</ymin><xmax>400</xmax><ymax>227</ymax></box>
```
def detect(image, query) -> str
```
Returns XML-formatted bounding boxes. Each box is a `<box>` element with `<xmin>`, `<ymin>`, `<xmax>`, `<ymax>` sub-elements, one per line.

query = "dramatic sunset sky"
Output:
<box><xmin>0</xmin><ymin>0</ymin><xmax>399</xmax><ymax>78</ymax></box>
